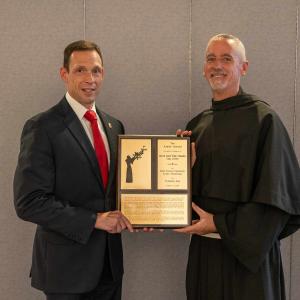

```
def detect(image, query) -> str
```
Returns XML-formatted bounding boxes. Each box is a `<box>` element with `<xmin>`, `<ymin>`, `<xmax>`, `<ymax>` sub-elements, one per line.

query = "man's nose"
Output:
<box><xmin>84</xmin><ymin>71</ymin><xmax>95</xmax><ymax>82</ymax></box>
<box><xmin>212</xmin><ymin>58</ymin><xmax>223</xmax><ymax>68</ymax></box>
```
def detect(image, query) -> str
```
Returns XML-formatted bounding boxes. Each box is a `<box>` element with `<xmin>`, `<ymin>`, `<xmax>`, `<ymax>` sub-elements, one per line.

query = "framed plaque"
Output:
<box><xmin>117</xmin><ymin>135</ymin><xmax>191</xmax><ymax>228</ymax></box>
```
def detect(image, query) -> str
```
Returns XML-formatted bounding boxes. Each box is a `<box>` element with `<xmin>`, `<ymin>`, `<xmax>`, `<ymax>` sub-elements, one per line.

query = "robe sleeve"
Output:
<box><xmin>214</xmin><ymin>202</ymin><xmax>289</xmax><ymax>273</ymax></box>
<box><xmin>251</xmin><ymin>112</ymin><xmax>300</xmax><ymax>214</ymax></box>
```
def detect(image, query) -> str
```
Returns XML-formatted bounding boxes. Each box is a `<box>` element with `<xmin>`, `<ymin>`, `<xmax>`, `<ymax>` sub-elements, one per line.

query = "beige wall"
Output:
<box><xmin>0</xmin><ymin>1</ymin><xmax>299</xmax><ymax>299</ymax></box>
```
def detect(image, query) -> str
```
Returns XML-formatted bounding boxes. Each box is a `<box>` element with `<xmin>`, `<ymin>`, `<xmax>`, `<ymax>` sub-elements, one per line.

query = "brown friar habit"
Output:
<box><xmin>185</xmin><ymin>88</ymin><xmax>300</xmax><ymax>300</ymax></box>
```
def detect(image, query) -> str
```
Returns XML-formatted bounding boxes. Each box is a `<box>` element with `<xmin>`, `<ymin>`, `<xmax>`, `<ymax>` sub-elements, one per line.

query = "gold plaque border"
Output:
<box><xmin>117</xmin><ymin>135</ymin><xmax>191</xmax><ymax>228</ymax></box>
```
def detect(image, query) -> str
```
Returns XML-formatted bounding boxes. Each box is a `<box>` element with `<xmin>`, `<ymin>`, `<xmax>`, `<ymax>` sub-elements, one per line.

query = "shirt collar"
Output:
<box><xmin>65</xmin><ymin>92</ymin><xmax>97</xmax><ymax>120</ymax></box>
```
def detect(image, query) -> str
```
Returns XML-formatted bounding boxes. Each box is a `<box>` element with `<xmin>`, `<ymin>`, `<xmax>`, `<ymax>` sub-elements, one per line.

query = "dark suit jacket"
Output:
<box><xmin>13</xmin><ymin>97</ymin><xmax>124</xmax><ymax>293</ymax></box>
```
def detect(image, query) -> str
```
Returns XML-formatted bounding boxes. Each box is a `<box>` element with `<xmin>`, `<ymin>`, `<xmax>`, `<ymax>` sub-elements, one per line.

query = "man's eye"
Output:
<box><xmin>206</xmin><ymin>57</ymin><xmax>215</xmax><ymax>62</ymax></box>
<box><xmin>93</xmin><ymin>68</ymin><xmax>102</xmax><ymax>74</ymax></box>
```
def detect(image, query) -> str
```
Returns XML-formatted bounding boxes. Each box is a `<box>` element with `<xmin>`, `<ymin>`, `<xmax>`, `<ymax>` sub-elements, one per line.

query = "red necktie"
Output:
<box><xmin>84</xmin><ymin>110</ymin><xmax>108</xmax><ymax>189</ymax></box>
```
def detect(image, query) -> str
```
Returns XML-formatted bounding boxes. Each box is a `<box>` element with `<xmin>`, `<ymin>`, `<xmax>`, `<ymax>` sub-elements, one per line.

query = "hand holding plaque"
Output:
<box><xmin>117</xmin><ymin>135</ymin><xmax>191</xmax><ymax>228</ymax></box>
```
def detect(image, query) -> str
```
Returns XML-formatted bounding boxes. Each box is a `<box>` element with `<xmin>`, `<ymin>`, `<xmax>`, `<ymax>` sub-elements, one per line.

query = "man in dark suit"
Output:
<box><xmin>13</xmin><ymin>40</ymin><xmax>133</xmax><ymax>300</ymax></box>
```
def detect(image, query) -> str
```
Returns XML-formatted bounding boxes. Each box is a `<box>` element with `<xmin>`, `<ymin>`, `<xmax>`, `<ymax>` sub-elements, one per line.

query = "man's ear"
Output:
<box><xmin>241</xmin><ymin>61</ymin><xmax>249</xmax><ymax>76</ymax></box>
<box><xmin>202</xmin><ymin>65</ymin><xmax>206</xmax><ymax>77</ymax></box>
<box><xmin>60</xmin><ymin>67</ymin><xmax>68</xmax><ymax>82</ymax></box>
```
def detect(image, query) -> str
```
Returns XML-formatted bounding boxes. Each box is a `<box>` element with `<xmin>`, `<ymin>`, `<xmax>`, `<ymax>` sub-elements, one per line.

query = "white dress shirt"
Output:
<box><xmin>65</xmin><ymin>92</ymin><xmax>110</xmax><ymax>167</ymax></box>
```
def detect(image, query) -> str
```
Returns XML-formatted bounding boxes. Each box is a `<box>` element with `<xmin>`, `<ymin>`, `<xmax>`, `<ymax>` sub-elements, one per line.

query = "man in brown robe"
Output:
<box><xmin>175</xmin><ymin>34</ymin><xmax>300</xmax><ymax>300</ymax></box>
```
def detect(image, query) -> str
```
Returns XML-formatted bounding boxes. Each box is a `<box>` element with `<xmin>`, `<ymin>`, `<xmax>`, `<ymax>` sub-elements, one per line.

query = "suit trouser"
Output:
<box><xmin>45</xmin><ymin>279</ymin><xmax>122</xmax><ymax>300</ymax></box>
<box><xmin>45</xmin><ymin>245</ymin><xmax>122</xmax><ymax>300</ymax></box>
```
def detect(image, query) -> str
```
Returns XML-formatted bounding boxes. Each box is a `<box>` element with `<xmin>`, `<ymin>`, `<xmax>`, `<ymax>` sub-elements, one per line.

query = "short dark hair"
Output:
<box><xmin>63</xmin><ymin>40</ymin><xmax>103</xmax><ymax>71</ymax></box>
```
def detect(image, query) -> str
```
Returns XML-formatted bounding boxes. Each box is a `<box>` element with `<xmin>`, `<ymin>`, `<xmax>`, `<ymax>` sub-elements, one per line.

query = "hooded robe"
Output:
<box><xmin>185</xmin><ymin>89</ymin><xmax>300</xmax><ymax>300</ymax></box>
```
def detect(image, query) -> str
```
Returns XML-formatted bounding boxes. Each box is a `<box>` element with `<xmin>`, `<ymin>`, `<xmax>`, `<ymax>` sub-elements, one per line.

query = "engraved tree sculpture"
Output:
<box><xmin>125</xmin><ymin>146</ymin><xmax>147</xmax><ymax>183</ymax></box>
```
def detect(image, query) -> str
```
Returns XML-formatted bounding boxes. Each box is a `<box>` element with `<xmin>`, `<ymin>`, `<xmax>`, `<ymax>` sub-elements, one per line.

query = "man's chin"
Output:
<box><xmin>209</xmin><ymin>82</ymin><xmax>227</xmax><ymax>92</ymax></box>
<box><xmin>75</xmin><ymin>97</ymin><xmax>96</xmax><ymax>108</ymax></box>
<box><xmin>82</xmin><ymin>95</ymin><xmax>96</xmax><ymax>102</ymax></box>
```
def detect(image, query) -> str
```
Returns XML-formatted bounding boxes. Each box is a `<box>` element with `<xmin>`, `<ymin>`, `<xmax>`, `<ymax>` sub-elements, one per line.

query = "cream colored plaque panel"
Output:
<box><xmin>157</xmin><ymin>139</ymin><xmax>187</xmax><ymax>190</ymax></box>
<box><xmin>120</xmin><ymin>139</ymin><xmax>152</xmax><ymax>189</ymax></box>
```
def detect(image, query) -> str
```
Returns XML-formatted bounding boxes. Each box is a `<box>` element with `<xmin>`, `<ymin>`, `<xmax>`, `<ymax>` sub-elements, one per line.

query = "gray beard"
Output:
<box><xmin>207</xmin><ymin>79</ymin><xmax>227</xmax><ymax>91</ymax></box>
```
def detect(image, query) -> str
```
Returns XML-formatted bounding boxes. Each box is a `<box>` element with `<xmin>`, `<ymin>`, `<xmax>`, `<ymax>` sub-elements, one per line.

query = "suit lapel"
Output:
<box><xmin>58</xmin><ymin>98</ymin><xmax>105</xmax><ymax>191</ymax></box>
<box><xmin>97</xmin><ymin>110</ymin><xmax>118</xmax><ymax>195</ymax></box>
